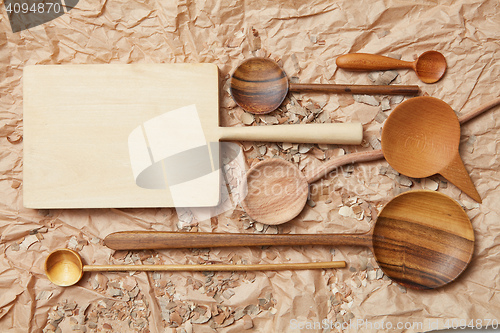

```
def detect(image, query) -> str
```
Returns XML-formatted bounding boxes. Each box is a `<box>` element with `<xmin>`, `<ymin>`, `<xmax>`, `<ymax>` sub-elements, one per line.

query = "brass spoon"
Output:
<box><xmin>44</xmin><ymin>248</ymin><xmax>345</xmax><ymax>287</ymax></box>
<box><xmin>336</xmin><ymin>51</ymin><xmax>447</xmax><ymax>83</ymax></box>
<box><xmin>238</xmin><ymin>97</ymin><xmax>499</xmax><ymax>224</ymax></box>
<box><xmin>105</xmin><ymin>191</ymin><xmax>475</xmax><ymax>290</ymax></box>
<box><xmin>229</xmin><ymin>57</ymin><xmax>420</xmax><ymax>114</ymax></box>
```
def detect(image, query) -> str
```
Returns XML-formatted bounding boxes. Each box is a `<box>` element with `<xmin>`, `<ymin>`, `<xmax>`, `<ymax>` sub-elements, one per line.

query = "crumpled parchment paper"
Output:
<box><xmin>1</xmin><ymin>0</ymin><xmax>499</xmax><ymax>332</ymax></box>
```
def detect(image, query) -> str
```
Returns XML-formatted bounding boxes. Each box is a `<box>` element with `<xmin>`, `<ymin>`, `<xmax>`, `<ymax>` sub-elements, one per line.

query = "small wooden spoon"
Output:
<box><xmin>230</xmin><ymin>57</ymin><xmax>420</xmax><ymax>114</ymax></box>
<box><xmin>336</xmin><ymin>51</ymin><xmax>447</xmax><ymax>83</ymax></box>
<box><xmin>240</xmin><ymin>96</ymin><xmax>498</xmax><ymax>224</ymax></box>
<box><xmin>105</xmin><ymin>191</ymin><xmax>475</xmax><ymax>290</ymax></box>
<box><xmin>44</xmin><ymin>248</ymin><xmax>345</xmax><ymax>287</ymax></box>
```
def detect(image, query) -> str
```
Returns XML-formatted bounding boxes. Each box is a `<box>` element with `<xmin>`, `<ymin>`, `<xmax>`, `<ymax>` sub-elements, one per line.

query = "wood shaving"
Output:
<box><xmin>291</xmin><ymin>53</ymin><xmax>301</xmax><ymax>73</ymax></box>
<box><xmin>19</xmin><ymin>235</ymin><xmax>38</xmax><ymax>250</ymax></box>
<box><xmin>374</xmin><ymin>70</ymin><xmax>398</xmax><ymax>85</ymax></box>
<box><xmin>375</xmin><ymin>111</ymin><xmax>388</xmax><ymax>124</ymax></box>
<box><xmin>338</xmin><ymin>206</ymin><xmax>354</xmax><ymax>217</ymax></box>
<box><xmin>396</xmin><ymin>175</ymin><xmax>413</xmax><ymax>187</ymax></box>
<box><xmin>240</xmin><ymin>112</ymin><xmax>254</xmax><ymax>125</ymax></box>
<box><xmin>242</xmin><ymin>314</ymin><xmax>253</xmax><ymax>329</ymax></box>
<box><xmin>380</xmin><ymin>98</ymin><xmax>391</xmax><ymax>111</ymax></box>
<box><xmin>260</xmin><ymin>115</ymin><xmax>278</xmax><ymax>125</ymax></box>
<box><xmin>422</xmin><ymin>178</ymin><xmax>439</xmax><ymax>191</ymax></box>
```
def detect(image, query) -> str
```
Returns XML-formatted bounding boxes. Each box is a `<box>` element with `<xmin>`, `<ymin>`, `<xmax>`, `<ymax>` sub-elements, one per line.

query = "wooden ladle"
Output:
<box><xmin>230</xmin><ymin>57</ymin><xmax>420</xmax><ymax>114</ymax></box>
<box><xmin>44</xmin><ymin>248</ymin><xmax>345</xmax><ymax>287</ymax></box>
<box><xmin>336</xmin><ymin>51</ymin><xmax>447</xmax><ymax>83</ymax></box>
<box><xmin>239</xmin><ymin>97</ymin><xmax>499</xmax><ymax>224</ymax></box>
<box><xmin>105</xmin><ymin>191</ymin><xmax>475</xmax><ymax>290</ymax></box>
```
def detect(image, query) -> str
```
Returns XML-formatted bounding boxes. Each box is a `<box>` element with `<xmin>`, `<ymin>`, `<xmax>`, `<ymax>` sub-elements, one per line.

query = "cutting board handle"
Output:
<box><xmin>219</xmin><ymin>122</ymin><xmax>363</xmax><ymax>145</ymax></box>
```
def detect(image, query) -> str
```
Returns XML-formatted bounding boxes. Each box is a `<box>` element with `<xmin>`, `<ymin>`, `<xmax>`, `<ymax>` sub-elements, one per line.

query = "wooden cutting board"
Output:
<box><xmin>23</xmin><ymin>64</ymin><xmax>221</xmax><ymax>209</ymax></box>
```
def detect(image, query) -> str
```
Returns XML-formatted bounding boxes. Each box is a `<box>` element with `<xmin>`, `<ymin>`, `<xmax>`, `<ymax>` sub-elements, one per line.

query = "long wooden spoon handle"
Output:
<box><xmin>104</xmin><ymin>231</ymin><xmax>371</xmax><ymax>250</ymax></box>
<box><xmin>219</xmin><ymin>123</ymin><xmax>363</xmax><ymax>145</ymax></box>
<box><xmin>458</xmin><ymin>97</ymin><xmax>500</xmax><ymax>124</ymax></box>
<box><xmin>336</xmin><ymin>53</ymin><xmax>414</xmax><ymax>71</ymax></box>
<box><xmin>305</xmin><ymin>149</ymin><xmax>385</xmax><ymax>184</ymax></box>
<box><xmin>289</xmin><ymin>83</ymin><xmax>420</xmax><ymax>96</ymax></box>
<box><xmin>303</xmin><ymin>97</ymin><xmax>499</xmax><ymax>184</ymax></box>
<box><xmin>82</xmin><ymin>261</ymin><xmax>346</xmax><ymax>272</ymax></box>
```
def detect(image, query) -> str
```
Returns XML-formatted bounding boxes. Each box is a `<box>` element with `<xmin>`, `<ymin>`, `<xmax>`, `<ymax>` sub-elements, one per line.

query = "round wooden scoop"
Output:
<box><xmin>105</xmin><ymin>191</ymin><xmax>475</xmax><ymax>290</ymax></box>
<box><xmin>336</xmin><ymin>51</ymin><xmax>447</xmax><ymax>83</ymax></box>
<box><xmin>240</xmin><ymin>97</ymin><xmax>498</xmax><ymax>224</ymax></box>
<box><xmin>44</xmin><ymin>248</ymin><xmax>345</xmax><ymax>287</ymax></box>
<box><xmin>230</xmin><ymin>57</ymin><xmax>420</xmax><ymax>114</ymax></box>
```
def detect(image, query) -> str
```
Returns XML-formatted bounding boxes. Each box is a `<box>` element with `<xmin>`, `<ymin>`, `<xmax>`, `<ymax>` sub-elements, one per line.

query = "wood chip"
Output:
<box><xmin>368</xmin><ymin>136</ymin><xmax>382</xmax><ymax>150</ymax></box>
<box><xmin>466</xmin><ymin>135</ymin><xmax>476</xmax><ymax>153</ymax></box>
<box><xmin>222</xmin><ymin>289</ymin><xmax>235</xmax><ymax>299</ymax></box>
<box><xmin>338</xmin><ymin>95</ymin><xmax>355</xmax><ymax>107</ymax></box>
<box><xmin>261</xmin><ymin>115</ymin><xmax>279</xmax><ymax>125</ymax></box>
<box><xmin>353</xmin><ymin>94</ymin><xmax>379</xmax><ymax>106</ymax></box>
<box><xmin>423</xmin><ymin>178</ymin><xmax>439</xmax><ymax>191</ymax></box>
<box><xmin>36</xmin><ymin>290</ymin><xmax>53</xmax><ymax>301</ymax></box>
<box><xmin>339</xmin><ymin>206</ymin><xmax>354</xmax><ymax>217</ymax></box>
<box><xmin>170</xmin><ymin>311</ymin><xmax>183</xmax><ymax>327</ymax></box>
<box><xmin>396</xmin><ymin>175</ymin><xmax>413</xmax><ymax>187</ymax></box>
<box><xmin>244</xmin><ymin>304</ymin><xmax>260</xmax><ymax>316</ymax></box>
<box><xmin>20</xmin><ymin>235</ymin><xmax>39</xmax><ymax>250</ymax></box>
<box><xmin>242</xmin><ymin>315</ymin><xmax>253</xmax><ymax>329</ymax></box>
<box><xmin>291</xmin><ymin>53</ymin><xmax>300</xmax><ymax>72</ymax></box>
<box><xmin>374</xmin><ymin>111</ymin><xmax>388</xmax><ymax>123</ymax></box>
<box><xmin>240</xmin><ymin>113</ymin><xmax>254</xmax><ymax>125</ymax></box>
<box><xmin>191</xmin><ymin>314</ymin><xmax>210</xmax><ymax>324</ymax></box>
<box><xmin>390</xmin><ymin>95</ymin><xmax>404</xmax><ymax>105</ymax></box>
<box><xmin>380</xmin><ymin>98</ymin><xmax>391</xmax><ymax>111</ymax></box>
<box><xmin>299</xmin><ymin>143</ymin><xmax>313</xmax><ymax>154</ymax></box>
<box><xmin>463</xmin><ymin>200</ymin><xmax>480</xmax><ymax>210</ymax></box>
<box><xmin>11</xmin><ymin>242</ymin><xmax>19</xmax><ymax>251</ymax></box>
<box><xmin>234</xmin><ymin>308</ymin><xmax>245</xmax><ymax>321</ymax></box>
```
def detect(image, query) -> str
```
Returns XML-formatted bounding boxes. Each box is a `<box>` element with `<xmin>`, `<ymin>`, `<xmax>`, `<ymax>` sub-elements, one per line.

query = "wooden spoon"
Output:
<box><xmin>336</xmin><ymin>51</ymin><xmax>447</xmax><ymax>83</ymax></box>
<box><xmin>239</xmin><ymin>97</ymin><xmax>499</xmax><ymax>224</ymax></box>
<box><xmin>105</xmin><ymin>191</ymin><xmax>475</xmax><ymax>290</ymax></box>
<box><xmin>230</xmin><ymin>57</ymin><xmax>420</xmax><ymax>114</ymax></box>
<box><xmin>44</xmin><ymin>248</ymin><xmax>345</xmax><ymax>287</ymax></box>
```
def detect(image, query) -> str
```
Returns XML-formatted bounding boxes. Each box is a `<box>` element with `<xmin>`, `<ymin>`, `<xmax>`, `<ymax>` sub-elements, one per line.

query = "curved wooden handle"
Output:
<box><xmin>336</xmin><ymin>53</ymin><xmax>413</xmax><ymax>71</ymax></box>
<box><xmin>458</xmin><ymin>97</ymin><xmax>500</xmax><ymax>124</ymax></box>
<box><xmin>82</xmin><ymin>261</ymin><xmax>346</xmax><ymax>272</ymax></box>
<box><xmin>305</xmin><ymin>149</ymin><xmax>385</xmax><ymax>183</ymax></box>
<box><xmin>289</xmin><ymin>83</ymin><xmax>420</xmax><ymax>96</ymax></box>
<box><xmin>219</xmin><ymin>123</ymin><xmax>363</xmax><ymax>145</ymax></box>
<box><xmin>104</xmin><ymin>231</ymin><xmax>371</xmax><ymax>250</ymax></box>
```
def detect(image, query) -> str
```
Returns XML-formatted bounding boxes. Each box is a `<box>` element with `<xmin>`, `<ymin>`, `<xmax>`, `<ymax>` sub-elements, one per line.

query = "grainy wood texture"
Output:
<box><xmin>242</xmin><ymin>97</ymin><xmax>499</xmax><ymax>223</ymax></box>
<box><xmin>336</xmin><ymin>51</ymin><xmax>447</xmax><ymax>83</ymax></box>
<box><xmin>23</xmin><ymin>64</ymin><xmax>221</xmax><ymax>209</ymax></box>
<box><xmin>230</xmin><ymin>57</ymin><xmax>420</xmax><ymax>114</ymax></box>
<box><xmin>23</xmin><ymin>64</ymin><xmax>362</xmax><ymax>209</ymax></box>
<box><xmin>382</xmin><ymin>96</ymin><xmax>482</xmax><ymax>202</ymax></box>
<box><xmin>104</xmin><ymin>191</ymin><xmax>475</xmax><ymax>290</ymax></box>
<box><xmin>44</xmin><ymin>248</ymin><xmax>345</xmax><ymax>286</ymax></box>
